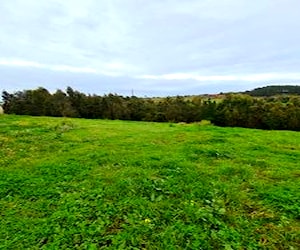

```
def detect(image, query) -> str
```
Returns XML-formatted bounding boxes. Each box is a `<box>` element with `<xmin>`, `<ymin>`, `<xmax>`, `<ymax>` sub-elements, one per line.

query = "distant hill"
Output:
<box><xmin>244</xmin><ymin>85</ymin><xmax>300</xmax><ymax>96</ymax></box>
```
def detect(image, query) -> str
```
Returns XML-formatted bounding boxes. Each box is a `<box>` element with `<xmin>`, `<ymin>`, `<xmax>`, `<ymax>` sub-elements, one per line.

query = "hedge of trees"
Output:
<box><xmin>213</xmin><ymin>94</ymin><xmax>300</xmax><ymax>130</ymax></box>
<box><xmin>2</xmin><ymin>87</ymin><xmax>300</xmax><ymax>131</ymax></box>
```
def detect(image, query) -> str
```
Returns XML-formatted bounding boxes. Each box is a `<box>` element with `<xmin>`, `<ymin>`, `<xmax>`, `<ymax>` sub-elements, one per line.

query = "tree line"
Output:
<box><xmin>2</xmin><ymin>87</ymin><xmax>300</xmax><ymax>131</ymax></box>
<box><xmin>244</xmin><ymin>85</ymin><xmax>300</xmax><ymax>96</ymax></box>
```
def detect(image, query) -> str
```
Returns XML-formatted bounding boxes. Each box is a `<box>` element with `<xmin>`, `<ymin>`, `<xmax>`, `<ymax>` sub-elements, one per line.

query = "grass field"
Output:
<box><xmin>0</xmin><ymin>115</ymin><xmax>299</xmax><ymax>249</ymax></box>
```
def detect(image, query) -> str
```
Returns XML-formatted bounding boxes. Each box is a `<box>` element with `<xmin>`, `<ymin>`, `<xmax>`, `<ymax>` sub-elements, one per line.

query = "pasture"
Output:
<box><xmin>0</xmin><ymin>115</ymin><xmax>299</xmax><ymax>249</ymax></box>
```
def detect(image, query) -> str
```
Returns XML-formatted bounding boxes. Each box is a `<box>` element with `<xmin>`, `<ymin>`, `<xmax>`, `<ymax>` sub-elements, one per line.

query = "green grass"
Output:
<box><xmin>0</xmin><ymin>115</ymin><xmax>299</xmax><ymax>249</ymax></box>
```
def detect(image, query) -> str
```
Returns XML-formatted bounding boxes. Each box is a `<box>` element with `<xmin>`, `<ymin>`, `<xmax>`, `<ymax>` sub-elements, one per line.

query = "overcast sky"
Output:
<box><xmin>1</xmin><ymin>0</ymin><xmax>300</xmax><ymax>96</ymax></box>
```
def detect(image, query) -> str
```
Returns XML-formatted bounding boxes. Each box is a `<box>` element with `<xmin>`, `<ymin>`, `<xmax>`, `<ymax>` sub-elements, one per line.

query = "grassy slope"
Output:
<box><xmin>0</xmin><ymin>115</ymin><xmax>299</xmax><ymax>249</ymax></box>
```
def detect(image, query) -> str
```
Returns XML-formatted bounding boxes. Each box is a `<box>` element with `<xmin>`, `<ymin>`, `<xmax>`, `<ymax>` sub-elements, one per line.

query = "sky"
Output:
<box><xmin>1</xmin><ymin>0</ymin><xmax>300</xmax><ymax>97</ymax></box>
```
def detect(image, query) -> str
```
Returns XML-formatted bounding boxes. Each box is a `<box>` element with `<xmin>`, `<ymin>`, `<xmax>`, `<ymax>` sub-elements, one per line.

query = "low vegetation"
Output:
<box><xmin>0</xmin><ymin>115</ymin><xmax>299</xmax><ymax>249</ymax></box>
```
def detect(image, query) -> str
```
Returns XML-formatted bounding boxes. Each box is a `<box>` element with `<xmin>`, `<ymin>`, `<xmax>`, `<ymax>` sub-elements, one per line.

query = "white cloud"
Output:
<box><xmin>0</xmin><ymin>58</ymin><xmax>138</xmax><ymax>77</ymax></box>
<box><xmin>138</xmin><ymin>72</ymin><xmax>300</xmax><ymax>82</ymax></box>
<box><xmin>0</xmin><ymin>58</ymin><xmax>97</xmax><ymax>73</ymax></box>
<box><xmin>1</xmin><ymin>0</ymin><xmax>300</xmax><ymax>95</ymax></box>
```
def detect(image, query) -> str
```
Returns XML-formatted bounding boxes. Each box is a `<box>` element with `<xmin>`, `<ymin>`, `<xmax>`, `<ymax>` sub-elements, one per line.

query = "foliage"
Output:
<box><xmin>244</xmin><ymin>85</ymin><xmax>300</xmax><ymax>96</ymax></box>
<box><xmin>0</xmin><ymin>115</ymin><xmax>299</xmax><ymax>249</ymax></box>
<box><xmin>2</xmin><ymin>86</ymin><xmax>300</xmax><ymax>130</ymax></box>
<box><xmin>1</xmin><ymin>87</ymin><xmax>216</xmax><ymax>123</ymax></box>
<box><xmin>213</xmin><ymin>94</ymin><xmax>300</xmax><ymax>130</ymax></box>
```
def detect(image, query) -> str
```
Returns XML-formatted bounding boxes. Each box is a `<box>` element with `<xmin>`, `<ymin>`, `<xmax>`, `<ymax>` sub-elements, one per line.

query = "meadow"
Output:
<box><xmin>0</xmin><ymin>115</ymin><xmax>299</xmax><ymax>249</ymax></box>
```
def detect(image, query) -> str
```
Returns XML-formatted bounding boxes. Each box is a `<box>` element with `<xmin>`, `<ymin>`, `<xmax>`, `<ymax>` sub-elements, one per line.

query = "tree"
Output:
<box><xmin>1</xmin><ymin>91</ymin><xmax>13</xmax><ymax>113</ymax></box>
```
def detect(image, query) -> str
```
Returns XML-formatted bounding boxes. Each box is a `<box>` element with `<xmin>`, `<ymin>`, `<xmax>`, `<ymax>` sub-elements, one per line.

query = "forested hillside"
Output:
<box><xmin>244</xmin><ymin>85</ymin><xmax>300</xmax><ymax>96</ymax></box>
<box><xmin>2</xmin><ymin>86</ymin><xmax>300</xmax><ymax>131</ymax></box>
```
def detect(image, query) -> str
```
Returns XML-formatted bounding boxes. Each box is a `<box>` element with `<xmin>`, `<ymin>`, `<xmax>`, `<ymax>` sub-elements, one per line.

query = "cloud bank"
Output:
<box><xmin>1</xmin><ymin>0</ymin><xmax>300</xmax><ymax>96</ymax></box>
